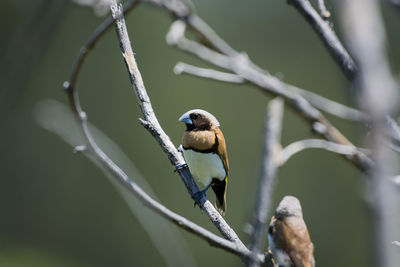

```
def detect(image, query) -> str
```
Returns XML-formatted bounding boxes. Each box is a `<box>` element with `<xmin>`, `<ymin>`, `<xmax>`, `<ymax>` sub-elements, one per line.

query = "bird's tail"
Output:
<box><xmin>211</xmin><ymin>178</ymin><xmax>227</xmax><ymax>215</ymax></box>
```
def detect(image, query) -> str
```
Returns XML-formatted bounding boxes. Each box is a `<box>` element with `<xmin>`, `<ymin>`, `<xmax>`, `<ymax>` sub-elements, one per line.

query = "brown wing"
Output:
<box><xmin>212</xmin><ymin>128</ymin><xmax>229</xmax><ymax>214</ymax></box>
<box><xmin>273</xmin><ymin>217</ymin><xmax>315</xmax><ymax>267</ymax></box>
<box><xmin>215</xmin><ymin>128</ymin><xmax>229</xmax><ymax>175</ymax></box>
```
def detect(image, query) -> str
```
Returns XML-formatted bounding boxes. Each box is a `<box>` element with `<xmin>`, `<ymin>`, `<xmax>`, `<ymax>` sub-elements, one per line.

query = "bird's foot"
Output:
<box><xmin>192</xmin><ymin>184</ymin><xmax>212</xmax><ymax>207</ymax></box>
<box><xmin>174</xmin><ymin>163</ymin><xmax>188</xmax><ymax>173</ymax></box>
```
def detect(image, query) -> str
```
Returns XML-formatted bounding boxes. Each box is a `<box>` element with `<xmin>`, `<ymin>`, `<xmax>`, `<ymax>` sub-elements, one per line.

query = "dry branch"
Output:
<box><xmin>287</xmin><ymin>0</ymin><xmax>356</xmax><ymax>80</ymax></box>
<box><xmin>248</xmin><ymin>98</ymin><xmax>284</xmax><ymax>267</ymax></box>
<box><xmin>61</xmin><ymin>0</ymin><xmax>269</xmax><ymax>263</ymax></box>
<box><xmin>166</xmin><ymin>19</ymin><xmax>374</xmax><ymax>174</ymax></box>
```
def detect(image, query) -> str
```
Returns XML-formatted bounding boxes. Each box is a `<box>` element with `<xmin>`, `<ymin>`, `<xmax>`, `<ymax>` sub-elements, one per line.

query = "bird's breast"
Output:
<box><xmin>182</xmin><ymin>130</ymin><xmax>216</xmax><ymax>151</ymax></box>
<box><xmin>182</xmin><ymin>149</ymin><xmax>226</xmax><ymax>187</ymax></box>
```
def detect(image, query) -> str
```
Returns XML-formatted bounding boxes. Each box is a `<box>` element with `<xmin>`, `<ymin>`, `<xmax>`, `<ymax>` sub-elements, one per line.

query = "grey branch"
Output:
<box><xmin>287</xmin><ymin>0</ymin><xmax>400</xmax><ymax>151</ymax></box>
<box><xmin>338</xmin><ymin>0</ymin><xmax>400</xmax><ymax>266</ymax></box>
<box><xmin>287</xmin><ymin>0</ymin><xmax>356</xmax><ymax>80</ymax></box>
<box><xmin>109</xmin><ymin>1</ymin><xmax>268</xmax><ymax>263</ymax></box>
<box><xmin>61</xmin><ymin>0</ymin><xmax>267</xmax><ymax>263</ymax></box>
<box><xmin>248</xmin><ymin>98</ymin><xmax>284</xmax><ymax>267</ymax></box>
<box><xmin>166</xmin><ymin>19</ymin><xmax>374</xmax><ymax>174</ymax></box>
<box><xmin>34</xmin><ymin>99</ymin><xmax>196</xmax><ymax>267</ymax></box>
<box><xmin>174</xmin><ymin>62</ymin><xmax>245</xmax><ymax>83</ymax></box>
<box><xmin>279</xmin><ymin>139</ymin><xmax>359</xmax><ymax>165</ymax></box>
<box><xmin>174</xmin><ymin>61</ymin><xmax>366</xmax><ymax>122</ymax></box>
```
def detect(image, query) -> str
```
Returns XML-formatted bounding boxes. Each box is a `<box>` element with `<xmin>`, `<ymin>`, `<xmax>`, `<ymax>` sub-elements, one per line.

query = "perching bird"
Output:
<box><xmin>268</xmin><ymin>196</ymin><xmax>315</xmax><ymax>267</ymax></box>
<box><xmin>178</xmin><ymin>109</ymin><xmax>229</xmax><ymax>214</ymax></box>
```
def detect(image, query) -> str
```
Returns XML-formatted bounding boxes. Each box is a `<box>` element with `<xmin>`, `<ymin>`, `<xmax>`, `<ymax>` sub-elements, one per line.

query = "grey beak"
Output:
<box><xmin>179</xmin><ymin>113</ymin><xmax>192</xmax><ymax>124</ymax></box>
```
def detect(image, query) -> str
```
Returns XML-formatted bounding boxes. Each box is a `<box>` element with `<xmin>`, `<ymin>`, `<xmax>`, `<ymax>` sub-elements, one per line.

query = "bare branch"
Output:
<box><xmin>60</xmin><ymin>1</ymin><xmax>265</xmax><ymax>262</ymax></box>
<box><xmin>174</xmin><ymin>61</ymin><xmax>367</xmax><ymax>122</ymax></box>
<box><xmin>286</xmin><ymin>0</ymin><xmax>400</xmax><ymax>149</ymax></box>
<box><xmin>338</xmin><ymin>0</ymin><xmax>400</xmax><ymax>266</ymax></box>
<box><xmin>287</xmin><ymin>0</ymin><xmax>356</xmax><ymax>80</ymax></box>
<box><xmin>34</xmin><ymin>99</ymin><xmax>197</xmax><ymax>267</ymax></box>
<box><xmin>248</xmin><ymin>98</ymin><xmax>284</xmax><ymax>267</ymax></box>
<box><xmin>166</xmin><ymin>19</ymin><xmax>374</xmax><ymax>174</ymax></box>
<box><xmin>174</xmin><ymin>62</ymin><xmax>245</xmax><ymax>83</ymax></box>
<box><xmin>109</xmin><ymin>1</ymin><xmax>260</xmax><ymax>260</ymax></box>
<box><xmin>279</xmin><ymin>139</ymin><xmax>359</xmax><ymax>165</ymax></box>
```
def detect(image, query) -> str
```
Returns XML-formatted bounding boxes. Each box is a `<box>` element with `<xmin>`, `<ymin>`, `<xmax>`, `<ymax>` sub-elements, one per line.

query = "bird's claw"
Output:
<box><xmin>193</xmin><ymin>190</ymin><xmax>206</xmax><ymax>207</ymax></box>
<box><xmin>174</xmin><ymin>163</ymin><xmax>188</xmax><ymax>173</ymax></box>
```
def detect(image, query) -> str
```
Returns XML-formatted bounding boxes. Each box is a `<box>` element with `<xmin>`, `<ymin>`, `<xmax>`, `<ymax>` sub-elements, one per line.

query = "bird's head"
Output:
<box><xmin>179</xmin><ymin>109</ymin><xmax>220</xmax><ymax>131</ymax></box>
<box><xmin>274</xmin><ymin>195</ymin><xmax>303</xmax><ymax>220</ymax></box>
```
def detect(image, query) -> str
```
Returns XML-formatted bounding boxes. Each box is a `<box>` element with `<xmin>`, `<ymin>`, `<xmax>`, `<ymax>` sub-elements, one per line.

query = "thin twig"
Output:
<box><xmin>68</xmin><ymin>0</ymin><xmax>139</xmax><ymax>91</ymax></box>
<box><xmin>287</xmin><ymin>0</ymin><xmax>356</xmax><ymax>80</ymax></box>
<box><xmin>279</xmin><ymin>139</ymin><xmax>359</xmax><ymax>165</ymax></box>
<box><xmin>248</xmin><ymin>98</ymin><xmax>284</xmax><ymax>267</ymax></box>
<box><xmin>110</xmin><ymin>0</ymin><xmax>258</xmax><ymax>258</ymax></box>
<box><xmin>174</xmin><ymin>62</ymin><xmax>245</xmax><ymax>83</ymax></box>
<box><xmin>166</xmin><ymin>19</ymin><xmax>374</xmax><ymax>174</ymax></box>
<box><xmin>317</xmin><ymin>0</ymin><xmax>331</xmax><ymax>19</ymax></box>
<box><xmin>174</xmin><ymin>61</ymin><xmax>367</xmax><ymax>122</ymax></box>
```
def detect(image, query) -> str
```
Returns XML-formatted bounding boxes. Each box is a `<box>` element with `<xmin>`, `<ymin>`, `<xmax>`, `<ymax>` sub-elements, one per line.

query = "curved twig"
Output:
<box><xmin>68</xmin><ymin>0</ymin><xmax>139</xmax><ymax>90</ymax></box>
<box><xmin>279</xmin><ymin>139</ymin><xmax>359</xmax><ymax>165</ymax></box>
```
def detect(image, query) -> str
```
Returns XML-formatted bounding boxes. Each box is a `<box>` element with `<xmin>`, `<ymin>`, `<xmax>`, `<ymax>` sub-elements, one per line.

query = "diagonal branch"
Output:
<box><xmin>166</xmin><ymin>19</ymin><xmax>374</xmax><ymax>174</ymax></box>
<box><xmin>248</xmin><ymin>98</ymin><xmax>284</xmax><ymax>267</ymax></box>
<box><xmin>287</xmin><ymin>0</ymin><xmax>357</xmax><ymax>80</ymax></box>
<box><xmin>60</xmin><ymin>0</ymin><xmax>266</xmax><ymax>263</ymax></box>
<box><xmin>174</xmin><ymin>61</ymin><xmax>366</xmax><ymax>122</ymax></box>
<box><xmin>109</xmin><ymin>0</ymin><xmax>255</xmax><ymax>256</ymax></box>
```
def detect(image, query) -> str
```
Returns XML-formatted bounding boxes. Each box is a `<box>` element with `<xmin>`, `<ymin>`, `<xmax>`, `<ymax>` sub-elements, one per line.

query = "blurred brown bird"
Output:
<box><xmin>268</xmin><ymin>196</ymin><xmax>315</xmax><ymax>267</ymax></box>
<box><xmin>178</xmin><ymin>109</ymin><xmax>229</xmax><ymax>214</ymax></box>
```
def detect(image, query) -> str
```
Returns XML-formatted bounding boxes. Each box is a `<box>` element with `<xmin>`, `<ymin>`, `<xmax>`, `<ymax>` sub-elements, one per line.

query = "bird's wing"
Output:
<box><xmin>215</xmin><ymin>128</ymin><xmax>229</xmax><ymax>176</ymax></box>
<box><xmin>278</xmin><ymin>218</ymin><xmax>314</xmax><ymax>267</ymax></box>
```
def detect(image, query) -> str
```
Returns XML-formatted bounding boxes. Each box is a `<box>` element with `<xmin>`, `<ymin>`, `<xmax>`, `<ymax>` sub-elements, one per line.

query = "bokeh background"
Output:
<box><xmin>1</xmin><ymin>0</ymin><xmax>399</xmax><ymax>266</ymax></box>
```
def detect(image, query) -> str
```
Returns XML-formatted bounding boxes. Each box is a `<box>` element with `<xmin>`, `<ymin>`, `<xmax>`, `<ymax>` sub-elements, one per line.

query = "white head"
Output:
<box><xmin>275</xmin><ymin>195</ymin><xmax>303</xmax><ymax>218</ymax></box>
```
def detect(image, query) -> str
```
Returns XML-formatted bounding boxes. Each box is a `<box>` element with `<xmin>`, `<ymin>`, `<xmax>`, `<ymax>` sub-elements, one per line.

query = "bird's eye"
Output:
<box><xmin>192</xmin><ymin>113</ymin><xmax>200</xmax><ymax>120</ymax></box>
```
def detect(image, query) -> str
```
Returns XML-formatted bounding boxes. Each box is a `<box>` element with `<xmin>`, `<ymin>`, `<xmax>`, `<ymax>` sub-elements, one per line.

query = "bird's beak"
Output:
<box><xmin>179</xmin><ymin>113</ymin><xmax>193</xmax><ymax>124</ymax></box>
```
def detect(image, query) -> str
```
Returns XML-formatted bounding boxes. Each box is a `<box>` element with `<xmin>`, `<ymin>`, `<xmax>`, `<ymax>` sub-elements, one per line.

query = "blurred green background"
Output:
<box><xmin>1</xmin><ymin>0</ymin><xmax>399</xmax><ymax>266</ymax></box>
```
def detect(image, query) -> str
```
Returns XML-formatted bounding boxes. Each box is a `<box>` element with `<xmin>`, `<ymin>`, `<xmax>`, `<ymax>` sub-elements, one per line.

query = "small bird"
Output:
<box><xmin>268</xmin><ymin>196</ymin><xmax>315</xmax><ymax>267</ymax></box>
<box><xmin>178</xmin><ymin>109</ymin><xmax>229</xmax><ymax>214</ymax></box>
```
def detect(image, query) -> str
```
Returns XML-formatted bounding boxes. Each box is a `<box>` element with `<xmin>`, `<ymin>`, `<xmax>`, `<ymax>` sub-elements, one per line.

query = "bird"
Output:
<box><xmin>178</xmin><ymin>109</ymin><xmax>229</xmax><ymax>214</ymax></box>
<box><xmin>268</xmin><ymin>196</ymin><xmax>315</xmax><ymax>267</ymax></box>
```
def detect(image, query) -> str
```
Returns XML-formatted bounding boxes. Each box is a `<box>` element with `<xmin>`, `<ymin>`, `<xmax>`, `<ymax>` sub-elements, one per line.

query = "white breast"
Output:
<box><xmin>182</xmin><ymin>149</ymin><xmax>226</xmax><ymax>187</ymax></box>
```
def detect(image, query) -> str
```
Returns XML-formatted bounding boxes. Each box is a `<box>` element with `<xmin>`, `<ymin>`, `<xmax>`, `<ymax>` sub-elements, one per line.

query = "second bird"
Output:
<box><xmin>179</xmin><ymin>109</ymin><xmax>229</xmax><ymax>214</ymax></box>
